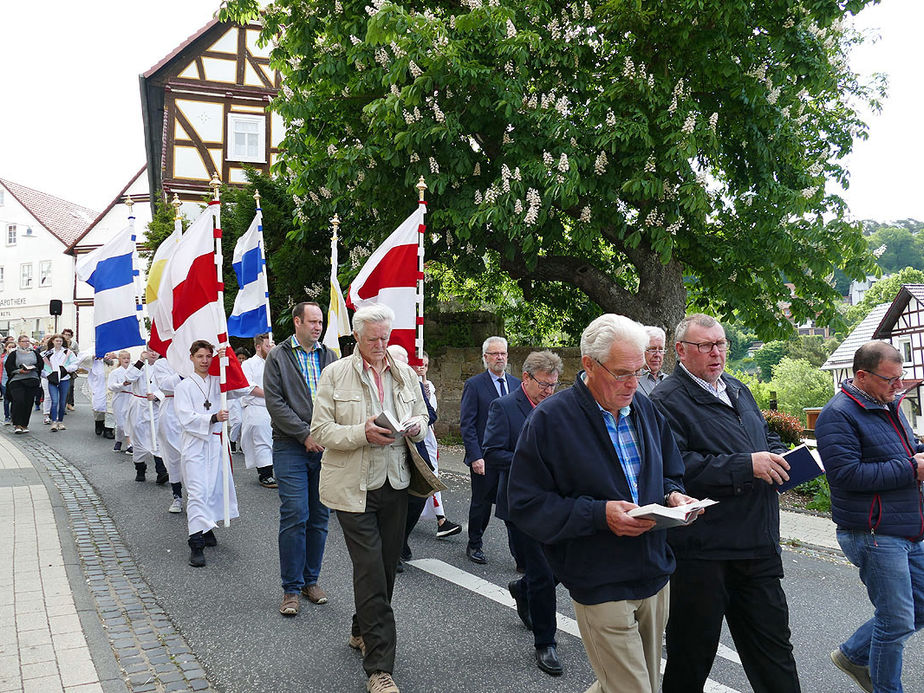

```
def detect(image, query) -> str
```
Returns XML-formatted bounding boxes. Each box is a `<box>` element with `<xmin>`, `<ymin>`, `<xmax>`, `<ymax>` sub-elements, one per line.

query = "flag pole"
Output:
<box><xmin>415</xmin><ymin>176</ymin><xmax>428</xmax><ymax>363</ymax></box>
<box><xmin>254</xmin><ymin>189</ymin><xmax>272</xmax><ymax>341</ymax></box>
<box><xmin>209</xmin><ymin>173</ymin><xmax>233</xmax><ymax>528</ymax></box>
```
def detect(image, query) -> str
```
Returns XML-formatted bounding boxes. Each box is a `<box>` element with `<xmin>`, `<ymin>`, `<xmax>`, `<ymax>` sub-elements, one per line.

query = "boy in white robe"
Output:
<box><xmin>175</xmin><ymin>340</ymin><xmax>249</xmax><ymax>567</ymax></box>
<box><xmin>124</xmin><ymin>349</ymin><xmax>166</xmax><ymax>483</ymax></box>
<box><xmin>82</xmin><ymin>352</ymin><xmax>110</xmax><ymax>436</ymax></box>
<box><xmin>107</xmin><ymin>351</ymin><xmax>133</xmax><ymax>452</ymax></box>
<box><xmin>153</xmin><ymin>357</ymin><xmax>184</xmax><ymax>513</ymax></box>
<box><xmin>240</xmin><ymin>333</ymin><xmax>276</xmax><ymax>488</ymax></box>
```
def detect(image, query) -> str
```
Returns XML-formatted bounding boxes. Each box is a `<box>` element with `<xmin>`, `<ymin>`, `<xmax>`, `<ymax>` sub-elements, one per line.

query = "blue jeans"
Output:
<box><xmin>48</xmin><ymin>379</ymin><xmax>70</xmax><ymax>422</ymax></box>
<box><xmin>273</xmin><ymin>438</ymin><xmax>330</xmax><ymax>594</ymax></box>
<box><xmin>837</xmin><ymin>529</ymin><xmax>924</xmax><ymax>693</ymax></box>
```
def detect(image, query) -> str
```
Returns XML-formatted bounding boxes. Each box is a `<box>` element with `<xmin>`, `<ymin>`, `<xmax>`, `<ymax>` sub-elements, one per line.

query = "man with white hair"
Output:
<box><xmin>459</xmin><ymin>335</ymin><xmax>521</xmax><ymax>565</ymax></box>
<box><xmin>509</xmin><ymin>314</ymin><xmax>695</xmax><ymax>693</ymax></box>
<box><xmin>312</xmin><ymin>304</ymin><xmax>443</xmax><ymax>693</ymax></box>
<box><xmin>637</xmin><ymin>326</ymin><xmax>668</xmax><ymax>397</ymax></box>
<box><xmin>651</xmin><ymin>313</ymin><xmax>800</xmax><ymax>693</ymax></box>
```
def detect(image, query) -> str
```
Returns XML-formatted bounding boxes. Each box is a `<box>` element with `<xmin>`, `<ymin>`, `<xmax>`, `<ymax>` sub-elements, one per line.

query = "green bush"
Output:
<box><xmin>731</xmin><ymin>369</ymin><xmax>771</xmax><ymax>411</ymax></box>
<box><xmin>799</xmin><ymin>476</ymin><xmax>832</xmax><ymax>513</ymax></box>
<box><xmin>769</xmin><ymin>357</ymin><xmax>833</xmax><ymax>424</ymax></box>
<box><xmin>762</xmin><ymin>409</ymin><xmax>803</xmax><ymax>448</ymax></box>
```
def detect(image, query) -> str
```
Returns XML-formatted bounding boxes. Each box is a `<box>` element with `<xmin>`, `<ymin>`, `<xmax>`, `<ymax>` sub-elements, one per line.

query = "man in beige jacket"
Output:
<box><xmin>311</xmin><ymin>304</ymin><xmax>429</xmax><ymax>693</ymax></box>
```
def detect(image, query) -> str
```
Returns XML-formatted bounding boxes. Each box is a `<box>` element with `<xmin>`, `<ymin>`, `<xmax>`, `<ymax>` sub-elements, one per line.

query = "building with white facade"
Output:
<box><xmin>0</xmin><ymin>178</ymin><xmax>98</xmax><ymax>339</ymax></box>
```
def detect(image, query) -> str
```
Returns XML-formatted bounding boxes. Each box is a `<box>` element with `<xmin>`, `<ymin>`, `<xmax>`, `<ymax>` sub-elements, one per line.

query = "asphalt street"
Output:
<box><xmin>17</xmin><ymin>389</ymin><xmax>924</xmax><ymax>693</ymax></box>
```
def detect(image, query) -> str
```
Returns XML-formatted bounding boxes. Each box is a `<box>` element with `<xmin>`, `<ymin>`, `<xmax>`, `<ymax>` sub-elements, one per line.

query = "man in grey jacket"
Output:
<box><xmin>264</xmin><ymin>301</ymin><xmax>338</xmax><ymax>617</ymax></box>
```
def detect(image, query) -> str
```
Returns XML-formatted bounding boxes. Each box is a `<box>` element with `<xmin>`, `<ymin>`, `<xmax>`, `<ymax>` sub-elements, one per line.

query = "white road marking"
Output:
<box><xmin>408</xmin><ymin>558</ymin><xmax>742</xmax><ymax>693</ymax></box>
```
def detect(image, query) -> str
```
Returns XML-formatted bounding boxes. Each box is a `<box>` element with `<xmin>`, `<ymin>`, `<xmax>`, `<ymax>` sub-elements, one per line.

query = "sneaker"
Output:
<box><xmin>113</xmin><ymin>441</ymin><xmax>122</xmax><ymax>452</ymax></box>
<box><xmin>50</xmin><ymin>422</ymin><xmax>59</xmax><ymax>432</ymax></box>
<box><xmin>3</xmin><ymin>418</ymin><xmax>11</xmax><ymax>425</ymax></box>
<box><xmin>66</xmin><ymin>404</ymin><xmax>75</xmax><ymax>411</ymax></box>
<box><xmin>125</xmin><ymin>446</ymin><xmax>133</xmax><ymax>455</ymax></box>
<box><xmin>830</xmin><ymin>649</ymin><xmax>873</xmax><ymax>693</ymax></box>
<box><xmin>19</xmin><ymin>427</ymin><xmax>28</xmax><ymax>434</ymax></box>
<box><xmin>366</xmin><ymin>671</ymin><xmax>399</xmax><ymax>693</ymax></box>
<box><xmin>348</xmin><ymin>634</ymin><xmax>366</xmax><ymax>657</ymax></box>
<box><xmin>279</xmin><ymin>593</ymin><xmax>300</xmax><ymax>616</ymax></box>
<box><xmin>301</xmin><ymin>584</ymin><xmax>328</xmax><ymax>604</ymax></box>
<box><xmin>56</xmin><ymin>422</ymin><xmax>66</xmax><ymax>430</ymax></box>
<box><xmin>44</xmin><ymin>416</ymin><xmax>51</xmax><ymax>425</ymax></box>
<box><xmin>436</xmin><ymin>518</ymin><xmax>462</xmax><ymax>538</ymax></box>
<box><xmin>168</xmin><ymin>497</ymin><xmax>183</xmax><ymax>514</ymax></box>
<box><xmin>13</xmin><ymin>426</ymin><xmax>23</xmax><ymax>434</ymax></box>
<box><xmin>259</xmin><ymin>475</ymin><xmax>278</xmax><ymax>489</ymax></box>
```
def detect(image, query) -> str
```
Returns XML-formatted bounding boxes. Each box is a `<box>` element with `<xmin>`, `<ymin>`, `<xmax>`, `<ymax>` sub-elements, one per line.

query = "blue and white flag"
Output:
<box><xmin>227</xmin><ymin>209</ymin><xmax>271</xmax><ymax>337</ymax></box>
<box><xmin>75</xmin><ymin>224</ymin><xmax>145</xmax><ymax>357</ymax></box>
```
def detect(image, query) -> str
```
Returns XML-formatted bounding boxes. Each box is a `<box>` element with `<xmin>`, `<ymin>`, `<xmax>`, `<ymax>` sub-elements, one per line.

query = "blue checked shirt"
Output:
<box><xmin>600</xmin><ymin>406</ymin><xmax>642</xmax><ymax>504</ymax></box>
<box><xmin>290</xmin><ymin>335</ymin><xmax>322</xmax><ymax>401</ymax></box>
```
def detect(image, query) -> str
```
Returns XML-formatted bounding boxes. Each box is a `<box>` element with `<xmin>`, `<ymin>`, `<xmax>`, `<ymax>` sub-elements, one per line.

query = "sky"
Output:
<box><xmin>0</xmin><ymin>0</ymin><xmax>921</xmax><ymax>221</ymax></box>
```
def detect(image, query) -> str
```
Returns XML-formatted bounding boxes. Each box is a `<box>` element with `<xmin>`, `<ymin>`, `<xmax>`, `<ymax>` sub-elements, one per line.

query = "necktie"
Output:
<box><xmin>498</xmin><ymin>378</ymin><xmax>507</xmax><ymax>396</ymax></box>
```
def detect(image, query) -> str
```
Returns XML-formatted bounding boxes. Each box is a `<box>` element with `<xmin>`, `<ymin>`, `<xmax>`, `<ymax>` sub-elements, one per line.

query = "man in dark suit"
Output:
<box><xmin>459</xmin><ymin>336</ymin><xmax>520</xmax><ymax>564</ymax></box>
<box><xmin>484</xmin><ymin>350</ymin><xmax>564</xmax><ymax>676</ymax></box>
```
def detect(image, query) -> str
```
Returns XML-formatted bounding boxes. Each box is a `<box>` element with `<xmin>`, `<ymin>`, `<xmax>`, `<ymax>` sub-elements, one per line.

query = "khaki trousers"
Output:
<box><xmin>573</xmin><ymin>583</ymin><xmax>670</xmax><ymax>693</ymax></box>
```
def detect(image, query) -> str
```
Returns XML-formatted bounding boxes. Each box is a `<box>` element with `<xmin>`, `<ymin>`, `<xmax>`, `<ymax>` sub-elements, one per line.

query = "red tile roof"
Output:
<box><xmin>0</xmin><ymin>177</ymin><xmax>99</xmax><ymax>248</ymax></box>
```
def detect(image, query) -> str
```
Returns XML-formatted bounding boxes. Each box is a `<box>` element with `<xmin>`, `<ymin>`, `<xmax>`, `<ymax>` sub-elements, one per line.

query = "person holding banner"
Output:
<box><xmin>124</xmin><ymin>348</ymin><xmax>167</xmax><ymax>484</ymax></box>
<box><xmin>175</xmin><ymin>341</ymin><xmax>251</xmax><ymax>567</ymax></box>
<box><xmin>107</xmin><ymin>351</ymin><xmax>133</xmax><ymax>452</ymax></box>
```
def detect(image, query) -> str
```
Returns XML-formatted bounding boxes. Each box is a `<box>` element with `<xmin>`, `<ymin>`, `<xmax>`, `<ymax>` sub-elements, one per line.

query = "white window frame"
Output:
<box><xmin>20</xmin><ymin>263</ymin><xmax>32</xmax><ymax>289</ymax></box>
<box><xmin>0</xmin><ymin>265</ymin><xmax>4</xmax><ymax>291</ymax></box>
<box><xmin>898</xmin><ymin>339</ymin><xmax>913</xmax><ymax>366</ymax></box>
<box><xmin>226</xmin><ymin>112</ymin><xmax>266</xmax><ymax>164</ymax></box>
<box><xmin>6</xmin><ymin>224</ymin><xmax>16</xmax><ymax>246</ymax></box>
<box><xmin>40</xmin><ymin>260</ymin><xmax>52</xmax><ymax>288</ymax></box>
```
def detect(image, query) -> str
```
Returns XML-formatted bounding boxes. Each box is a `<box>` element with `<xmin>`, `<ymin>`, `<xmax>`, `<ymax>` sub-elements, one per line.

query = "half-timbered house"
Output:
<box><xmin>139</xmin><ymin>18</ymin><xmax>282</xmax><ymax>210</ymax></box>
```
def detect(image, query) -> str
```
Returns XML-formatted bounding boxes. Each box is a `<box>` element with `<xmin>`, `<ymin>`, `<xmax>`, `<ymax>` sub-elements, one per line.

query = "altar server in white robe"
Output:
<box><xmin>175</xmin><ymin>340</ymin><xmax>250</xmax><ymax>567</ymax></box>
<box><xmin>82</xmin><ymin>351</ymin><xmax>110</xmax><ymax>436</ymax></box>
<box><xmin>107</xmin><ymin>351</ymin><xmax>133</xmax><ymax>452</ymax></box>
<box><xmin>240</xmin><ymin>333</ymin><xmax>276</xmax><ymax>488</ymax></box>
<box><xmin>153</xmin><ymin>357</ymin><xmax>184</xmax><ymax>513</ymax></box>
<box><xmin>124</xmin><ymin>348</ymin><xmax>167</xmax><ymax>484</ymax></box>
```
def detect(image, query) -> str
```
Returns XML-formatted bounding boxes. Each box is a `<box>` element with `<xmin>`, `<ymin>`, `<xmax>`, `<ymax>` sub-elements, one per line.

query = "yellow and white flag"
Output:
<box><xmin>322</xmin><ymin>230</ymin><xmax>350</xmax><ymax>357</ymax></box>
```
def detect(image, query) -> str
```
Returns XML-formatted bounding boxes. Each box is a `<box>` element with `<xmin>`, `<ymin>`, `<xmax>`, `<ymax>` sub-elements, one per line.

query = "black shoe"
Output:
<box><xmin>95</xmin><ymin>420</ymin><xmax>105</xmax><ymax>436</ymax></box>
<box><xmin>188</xmin><ymin>532</ymin><xmax>206</xmax><ymax>567</ymax></box>
<box><xmin>466</xmin><ymin>546</ymin><xmax>487</xmax><ymax>565</ymax></box>
<box><xmin>156</xmin><ymin>472</ymin><xmax>169</xmax><ymax>485</ymax></box>
<box><xmin>536</xmin><ymin>645</ymin><xmax>563</xmax><ymax>676</ymax></box>
<box><xmin>103</xmin><ymin>427</ymin><xmax>115</xmax><ymax>439</ymax></box>
<box><xmin>203</xmin><ymin>530</ymin><xmax>217</xmax><ymax>547</ymax></box>
<box><xmin>396</xmin><ymin>560</ymin><xmax>404</xmax><ymax>574</ymax></box>
<box><xmin>401</xmin><ymin>545</ymin><xmax>412</xmax><ymax>562</ymax></box>
<box><xmin>508</xmin><ymin>580</ymin><xmax>532</xmax><ymax>630</ymax></box>
<box><xmin>436</xmin><ymin>518</ymin><xmax>462</xmax><ymax>538</ymax></box>
<box><xmin>113</xmin><ymin>441</ymin><xmax>122</xmax><ymax>452</ymax></box>
<box><xmin>134</xmin><ymin>464</ymin><xmax>146</xmax><ymax>482</ymax></box>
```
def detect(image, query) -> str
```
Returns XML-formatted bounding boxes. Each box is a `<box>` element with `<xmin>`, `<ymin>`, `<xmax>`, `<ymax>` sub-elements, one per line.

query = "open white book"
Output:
<box><xmin>627</xmin><ymin>498</ymin><xmax>718</xmax><ymax>530</ymax></box>
<box><xmin>373</xmin><ymin>410</ymin><xmax>416</xmax><ymax>439</ymax></box>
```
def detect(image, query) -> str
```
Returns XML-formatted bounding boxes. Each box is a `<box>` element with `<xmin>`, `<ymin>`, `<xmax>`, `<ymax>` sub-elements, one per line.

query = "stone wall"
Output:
<box><xmin>428</xmin><ymin>346</ymin><xmax>583</xmax><ymax>436</ymax></box>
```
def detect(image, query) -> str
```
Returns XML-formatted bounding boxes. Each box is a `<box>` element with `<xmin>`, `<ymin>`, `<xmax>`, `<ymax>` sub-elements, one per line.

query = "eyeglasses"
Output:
<box><xmin>594</xmin><ymin>359</ymin><xmax>645</xmax><ymax>383</ymax></box>
<box><xmin>863</xmin><ymin>369</ymin><xmax>909</xmax><ymax>386</ymax></box>
<box><xmin>679</xmin><ymin>340</ymin><xmax>729</xmax><ymax>353</ymax></box>
<box><xmin>484</xmin><ymin>351</ymin><xmax>507</xmax><ymax>357</ymax></box>
<box><xmin>527</xmin><ymin>373</ymin><xmax>559</xmax><ymax>391</ymax></box>
<box><xmin>645</xmin><ymin>347</ymin><xmax>665</xmax><ymax>354</ymax></box>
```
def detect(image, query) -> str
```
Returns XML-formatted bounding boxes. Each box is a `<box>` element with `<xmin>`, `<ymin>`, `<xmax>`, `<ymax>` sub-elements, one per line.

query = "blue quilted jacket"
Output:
<box><xmin>815</xmin><ymin>381</ymin><xmax>924</xmax><ymax>539</ymax></box>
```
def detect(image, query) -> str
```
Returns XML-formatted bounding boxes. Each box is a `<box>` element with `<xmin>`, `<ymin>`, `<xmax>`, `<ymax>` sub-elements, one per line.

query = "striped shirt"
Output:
<box><xmin>679</xmin><ymin>362</ymin><xmax>731</xmax><ymax>406</ymax></box>
<box><xmin>290</xmin><ymin>335</ymin><xmax>322</xmax><ymax>401</ymax></box>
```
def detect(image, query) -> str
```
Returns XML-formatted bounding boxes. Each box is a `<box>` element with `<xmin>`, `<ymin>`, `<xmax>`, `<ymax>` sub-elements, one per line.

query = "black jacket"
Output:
<box><xmin>509</xmin><ymin>375</ymin><xmax>686</xmax><ymax>605</ymax></box>
<box><xmin>651</xmin><ymin>367</ymin><xmax>786</xmax><ymax>560</ymax></box>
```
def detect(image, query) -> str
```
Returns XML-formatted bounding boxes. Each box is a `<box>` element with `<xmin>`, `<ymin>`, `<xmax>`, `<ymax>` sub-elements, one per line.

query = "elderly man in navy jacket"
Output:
<box><xmin>816</xmin><ymin>341</ymin><xmax>924</xmax><ymax>693</ymax></box>
<box><xmin>459</xmin><ymin>336</ymin><xmax>520</xmax><ymax>564</ymax></box>
<box><xmin>484</xmin><ymin>350</ymin><xmax>564</xmax><ymax>676</ymax></box>
<box><xmin>509</xmin><ymin>314</ymin><xmax>696</xmax><ymax>693</ymax></box>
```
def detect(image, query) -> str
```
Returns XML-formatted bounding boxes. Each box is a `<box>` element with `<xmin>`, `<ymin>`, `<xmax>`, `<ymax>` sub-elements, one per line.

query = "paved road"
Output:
<box><xmin>17</xmin><ymin>395</ymin><xmax>924</xmax><ymax>693</ymax></box>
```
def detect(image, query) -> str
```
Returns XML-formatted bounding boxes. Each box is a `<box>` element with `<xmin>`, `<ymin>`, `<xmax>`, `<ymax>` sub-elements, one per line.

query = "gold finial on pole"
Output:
<box><xmin>171</xmin><ymin>192</ymin><xmax>182</xmax><ymax>220</ymax></box>
<box><xmin>124</xmin><ymin>195</ymin><xmax>134</xmax><ymax>214</ymax></box>
<box><xmin>416</xmin><ymin>176</ymin><xmax>428</xmax><ymax>202</ymax></box>
<box><xmin>253</xmin><ymin>189</ymin><xmax>261</xmax><ymax>207</ymax></box>
<box><xmin>330</xmin><ymin>214</ymin><xmax>341</xmax><ymax>238</ymax></box>
<box><xmin>209</xmin><ymin>172</ymin><xmax>221</xmax><ymax>201</ymax></box>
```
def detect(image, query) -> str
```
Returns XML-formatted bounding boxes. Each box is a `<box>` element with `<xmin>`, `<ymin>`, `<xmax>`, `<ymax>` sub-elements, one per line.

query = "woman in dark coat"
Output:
<box><xmin>4</xmin><ymin>334</ymin><xmax>43</xmax><ymax>433</ymax></box>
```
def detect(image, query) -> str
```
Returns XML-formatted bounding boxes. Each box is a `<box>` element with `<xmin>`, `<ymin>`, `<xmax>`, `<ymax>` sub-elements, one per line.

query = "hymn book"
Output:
<box><xmin>627</xmin><ymin>498</ymin><xmax>718</xmax><ymax>529</ymax></box>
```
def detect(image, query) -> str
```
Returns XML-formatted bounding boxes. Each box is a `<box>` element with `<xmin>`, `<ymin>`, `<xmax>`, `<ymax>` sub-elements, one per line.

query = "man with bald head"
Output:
<box><xmin>651</xmin><ymin>313</ymin><xmax>800</xmax><ymax>693</ymax></box>
<box><xmin>816</xmin><ymin>341</ymin><xmax>924</xmax><ymax>693</ymax></box>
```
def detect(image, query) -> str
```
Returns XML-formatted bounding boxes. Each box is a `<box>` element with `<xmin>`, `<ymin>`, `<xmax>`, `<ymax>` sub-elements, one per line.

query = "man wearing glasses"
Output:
<box><xmin>483</xmin><ymin>350</ymin><xmax>564</xmax><ymax>676</ymax></box>
<box><xmin>651</xmin><ymin>313</ymin><xmax>801</xmax><ymax>693</ymax></box>
<box><xmin>509</xmin><ymin>314</ymin><xmax>696</xmax><ymax>693</ymax></box>
<box><xmin>460</xmin><ymin>336</ymin><xmax>521</xmax><ymax>565</ymax></box>
<box><xmin>816</xmin><ymin>341</ymin><xmax>924</xmax><ymax>693</ymax></box>
<box><xmin>637</xmin><ymin>326</ymin><xmax>668</xmax><ymax>397</ymax></box>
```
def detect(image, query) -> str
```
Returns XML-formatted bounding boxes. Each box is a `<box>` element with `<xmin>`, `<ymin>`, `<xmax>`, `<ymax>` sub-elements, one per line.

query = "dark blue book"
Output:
<box><xmin>777</xmin><ymin>444</ymin><xmax>825</xmax><ymax>493</ymax></box>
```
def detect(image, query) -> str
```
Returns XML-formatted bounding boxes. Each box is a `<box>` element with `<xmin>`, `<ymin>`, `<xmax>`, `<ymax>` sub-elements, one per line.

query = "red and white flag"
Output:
<box><xmin>346</xmin><ymin>204</ymin><xmax>425</xmax><ymax>364</ymax></box>
<box><xmin>151</xmin><ymin>201</ymin><xmax>246</xmax><ymax>388</ymax></box>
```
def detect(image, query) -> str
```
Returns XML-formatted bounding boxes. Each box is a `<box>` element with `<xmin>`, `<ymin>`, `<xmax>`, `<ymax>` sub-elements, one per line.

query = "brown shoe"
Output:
<box><xmin>279</xmin><ymin>593</ymin><xmax>300</xmax><ymax>616</ymax></box>
<box><xmin>301</xmin><ymin>584</ymin><xmax>328</xmax><ymax>604</ymax></box>
<box><xmin>366</xmin><ymin>671</ymin><xmax>399</xmax><ymax>693</ymax></box>
<box><xmin>348</xmin><ymin>634</ymin><xmax>366</xmax><ymax>657</ymax></box>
